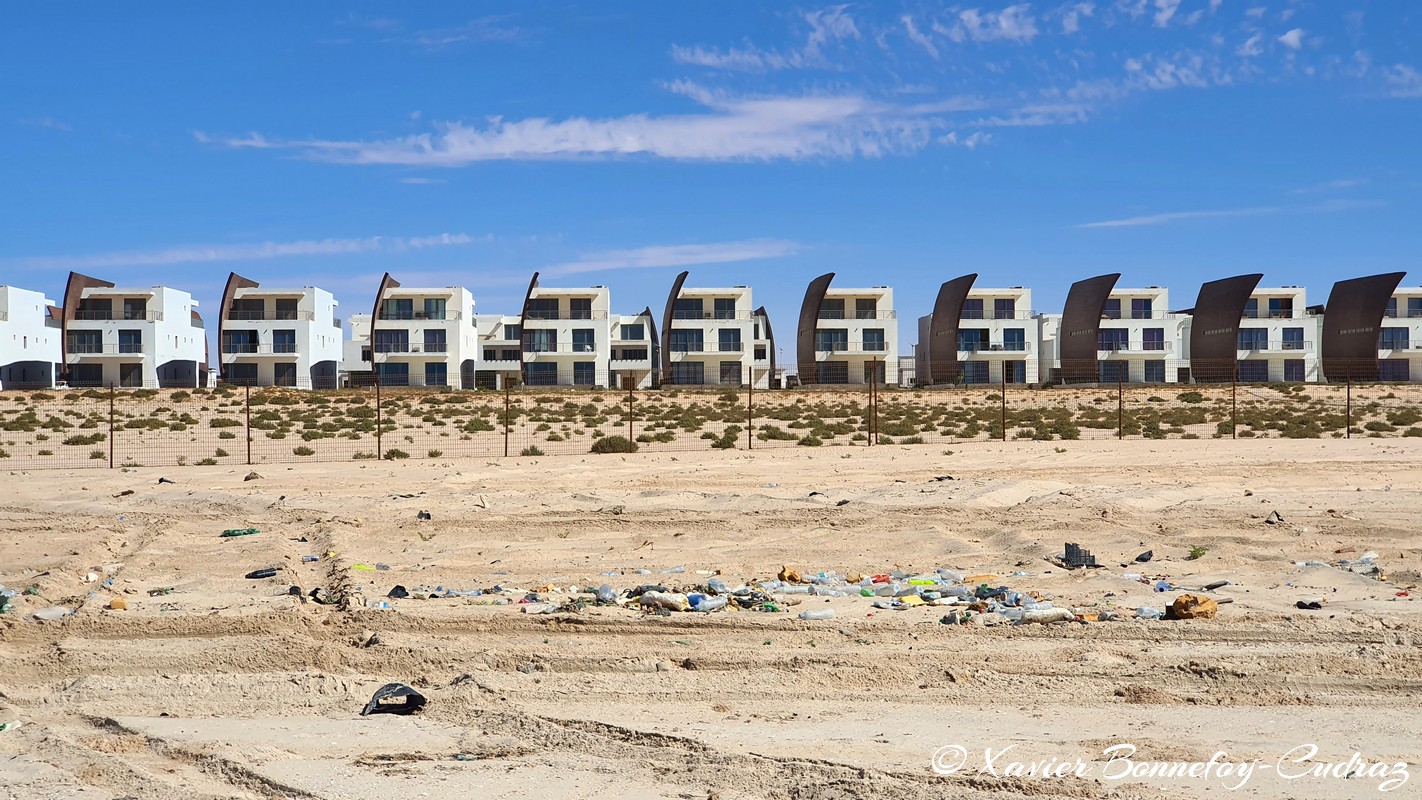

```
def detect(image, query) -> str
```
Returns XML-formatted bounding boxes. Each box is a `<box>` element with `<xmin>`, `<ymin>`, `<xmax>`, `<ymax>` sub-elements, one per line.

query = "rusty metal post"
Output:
<box><xmin>1231</xmin><ymin>364</ymin><xmax>1238</xmax><ymax>439</ymax></box>
<box><xmin>108</xmin><ymin>383</ymin><xmax>115</xmax><ymax>468</ymax></box>
<box><xmin>746</xmin><ymin>365</ymin><xmax>753</xmax><ymax>450</ymax></box>
<box><xmin>1117</xmin><ymin>364</ymin><xmax>1124</xmax><ymax>440</ymax></box>
<box><xmin>1346</xmin><ymin>375</ymin><xmax>1352</xmax><ymax>439</ymax></box>
<box><xmin>504</xmin><ymin>378</ymin><xmax>511</xmax><ymax>457</ymax></box>
<box><xmin>627</xmin><ymin>374</ymin><xmax>634</xmax><ymax>443</ymax></box>
<box><xmin>375</xmin><ymin>375</ymin><xmax>383</xmax><ymax>458</ymax></box>
<box><xmin>245</xmin><ymin>383</ymin><xmax>252</xmax><ymax>465</ymax></box>
<box><xmin>1000</xmin><ymin>364</ymin><xmax>1007</xmax><ymax>442</ymax></box>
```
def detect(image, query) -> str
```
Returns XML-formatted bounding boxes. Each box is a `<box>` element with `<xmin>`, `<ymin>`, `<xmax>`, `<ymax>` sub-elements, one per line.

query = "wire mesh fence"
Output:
<box><xmin>2</xmin><ymin>359</ymin><xmax>1420</xmax><ymax>469</ymax></box>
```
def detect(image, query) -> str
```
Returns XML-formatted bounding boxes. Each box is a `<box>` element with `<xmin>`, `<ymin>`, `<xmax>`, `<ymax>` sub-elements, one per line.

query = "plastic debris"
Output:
<box><xmin>244</xmin><ymin>568</ymin><xmax>278</xmax><ymax>579</ymax></box>
<box><xmin>220</xmin><ymin>528</ymin><xmax>259</xmax><ymax>538</ymax></box>
<box><xmin>1063</xmin><ymin>543</ymin><xmax>1099</xmax><ymax>569</ymax></box>
<box><xmin>1134</xmin><ymin>550</ymin><xmax>1153</xmax><ymax>563</ymax></box>
<box><xmin>361</xmin><ymin>683</ymin><xmax>427</xmax><ymax>716</ymax></box>
<box><xmin>798</xmin><ymin>608</ymin><xmax>835</xmax><ymax>621</ymax></box>
<box><xmin>108</xmin><ymin>597</ymin><xmax>127</xmax><ymax>610</ymax></box>
<box><xmin>33</xmin><ymin>607</ymin><xmax>70</xmax><ymax>621</ymax></box>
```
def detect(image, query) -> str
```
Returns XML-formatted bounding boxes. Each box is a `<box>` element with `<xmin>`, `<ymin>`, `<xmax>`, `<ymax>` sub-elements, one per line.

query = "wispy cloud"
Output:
<box><xmin>1153</xmin><ymin>0</ymin><xmax>1182</xmax><ymax>28</ymax></box>
<box><xmin>901</xmin><ymin>15</ymin><xmax>939</xmax><ymax>59</ymax></box>
<box><xmin>195</xmin><ymin>82</ymin><xmax>967</xmax><ymax>164</ymax></box>
<box><xmin>938</xmin><ymin>5</ymin><xmax>1040</xmax><ymax>43</ymax></box>
<box><xmin>399</xmin><ymin>177</ymin><xmax>448</xmax><ymax>185</ymax></box>
<box><xmin>395</xmin><ymin>16</ymin><xmax>522</xmax><ymax>50</ymax></box>
<box><xmin>671</xmin><ymin>4</ymin><xmax>858</xmax><ymax>71</ymax></box>
<box><xmin>1062</xmin><ymin>3</ymin><xmax>1094</xmax><ymax>34</ymax></box>
<box><xmin>19</xmin><ymin>117</ymin><xmax>73</xmax><ymax>132</ymax></box>
<box><xmin>12</xmin><ymin>233</ymin><xmax>480</xmax><ymax>270</ymax></box>
<box><xmin>544</xmin><ymin>239</ymin><xmax>800</xmax><ymax>276</ymax></box>
<box><xmin>1278</xmin><ymin>28</ymin><xmax>1304</xmax><ymax>50</ymax></box>
<box><xmin>1077</xmin><ymin>207</ymin><xmax>1280</xmax><ymax>228</ymax></box>
<box><xmin>337</xmin><ymin>13</ymin><xmax>402</xmax><ymax>32</ymax></box>
<box><xmin>1384</xmin><ymin>64</ymin><xmax>1422</xmax><ymax>98</ymax></box>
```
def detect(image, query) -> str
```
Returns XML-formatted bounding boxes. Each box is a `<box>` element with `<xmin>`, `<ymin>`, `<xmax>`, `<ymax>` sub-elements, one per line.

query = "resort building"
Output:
<box><xmin>519</xmin><ymin>280</ymin><xmax>613</xmax><ymax>387</ymax></box>
<box><xmin>60</xmin><ymin>273</ymin><xmax>205</xmax><ymax>388</ymax></box>
<box><xmin>797</xmin><ymin>274</ymin><xmax>898</xmax><ymax>385</ymax></box>
<box><xmin>1377</xmin><ymin>287</ymin><xmax>1422</xmax><ymax>382</ymax></box>
<box><xmin>1041</xmin><ymin>283</ymin><xmax>1187</xmax><ymax>384</ymax></box>
<box><xmin>916</xmin><ymin>285</ymin><xmax>1038</xmax><ymax>385</ymax></box>
<box><xmin>218</xmin><ymin>273</ymin><xmax>341</xmax><ymax>388</ymax></box>
<box><xmin>661</xmin><ymin>278</ymin><xmax>773</xmax><ymax>388</ymax></box>
<box><xmin>0</xmin><ymin>286</ymin><xmax>61</xmax><ymax>389</ymax></box>
<box><xmin>346</xmin><ymin>277</ymin><xmax>479</xmax><ymax>387</ymax></box>
<box><xmin>1232</xmin><ymin>287</ymin><xmax>1321</xmax><ymax>383</ymax></box>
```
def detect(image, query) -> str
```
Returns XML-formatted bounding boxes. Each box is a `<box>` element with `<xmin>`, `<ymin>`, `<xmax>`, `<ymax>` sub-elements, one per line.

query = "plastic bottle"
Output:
<box><xmin>662</xmin><ymin>565</ymin><xmax>686</xmax><ymax>574</ymax></box>
<box><xmin>936</xmin><ymin>569</ymin><xmax>964</xmax><ymax>583</ymax></box>
<box><xmin>811</xmin><ymin>586</ymin><xmax>845</xmax><ymax>597</ymax></box>
<box><xmin>596</xmin><ymin>584</ymin><xmax>616</xmax><ymax>603</ymax></box>
<box><xmin>691</xmin><ymin>595</ymin><xmax>727</xmax><ymax>612</ymax></box>
<box><xmin>874</xmin><ymin>583</ymin><xmax>898</xmax><ymax>597</ymax></box>
<box><xmin>301</xmin><ymin>555</ymin><xmax>319</xmax><ymax>563</ymax></box>
<box><xmin>779</xmin><ymin>585</ymin><xmax>811</xmax><ymax>595</ymax></box>
<box><xmin>707</xmin><ymin>578</ymin><xmax>729</xmax><ymax>595</ymax></box>
<box><xmin>798</xmin><ymin>608</ymin><xmax>835</xmax><ymax>621</ymax></box>
<box><xmin>1001</xmin><ymin>607</ymin><xmax>1025</xmax><ymax>622</ymax></box>
<box><xmin>1136</xmin><ymin>606</ymin><xmax>1163</xmax><ymax>620</ymax></box>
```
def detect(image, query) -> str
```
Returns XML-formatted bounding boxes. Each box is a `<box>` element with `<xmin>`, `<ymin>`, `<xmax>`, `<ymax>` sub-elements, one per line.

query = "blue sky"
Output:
<box><xmin>4</xmin><ymin>1</ymin><xmax>1420</xmax><ymax>355</ymax></box>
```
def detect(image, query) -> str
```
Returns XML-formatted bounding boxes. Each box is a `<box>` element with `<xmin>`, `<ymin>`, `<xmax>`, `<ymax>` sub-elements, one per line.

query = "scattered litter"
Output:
<box><xmin>243</xmin><ymin>471</ymin><xmax>262</xmax><ymax>481</ymax></box>
<box><xmin>220</xmin><ymin>528</ymin><xmax>259</xmax><ymax>538</ymax></box>
<box><xmin>778</xmin><ymin>565</ymin><xmax>804</xmax><ymax>584</ymax></box>
<box><xmin>416</xmin><ymin>510</ymin><xmax>432</xmax><ymax>520</ymax></box>
<box><xmin>1134</xmin><ymin>550</ymin><xmax>1154</xmax><ymax>563</ymax></box>
<box><xmin>351</xmin><ymin>564</ymin><xmax>376</xmax><ymax>571</ymax></box>
<box><xmin>33</xmin><ymin>607</ymin><xmax>70</xmax><ymax>621</ymax></box>
<box><xmin>1061</xmin><ymin>543</ymin><xmax>1099</xmax><ymax>569</ymax></box>
<box><xmin>361</xmin><ymin>683</ymin><xmax>427</xmax><ymax>716</ymax></box>
<box><xmin>1296</xmin><ymin>599</ymin><xmax>1325</xmax><ymax>610</ymax></box>
<box><xmin>107</xmin><ymin>597</ymin><xmax>127</xmax><ymax>611</ymax></box>
<box><xmin>1166</xmin><ymin>594</ymin><xmax>1218</xmax><ymax>620</ymax></box>
<box><xmin>113</xmin><ymin>490</ymin><xmax>134</xmax><ymax>498</ymax></box>
<box><xmin>1019</xmin><ymin>608</ymin><xmax>1074</xmax><ymax>625</ymax></box>
<box><xmin>0</xmin><ymin>721</ymin><xmax>21</xmax><ymax>733</ymax></box>
<box><xmin>933</xmin><ymin>475</ymin><xmax>954</xmax><ymax>481</ymax></box>
<box><xmin>835</xmin><ymin>499</ymin><xmax>850</xmax><ymax>507</ymax></box>
<box><xmin>1265</xmin><ymin>510</ymin><xmax>1284</xmax><ymax>525</ymax></box>
<box><xmin>1135</xmin><ymin>606</ymin><xmax>1163</xmax><ymax>620</ymax></box>
<box><xmin>147</xmin><ymin>587</ymin><xmax>174</xmax><ymax>597</ymax></box>
<box><xmin>301</xmin><ymin>555</ymin><xmax>319</xmax><ymax>563</ymax></box>
<box><xmin>798</xmin><ymin>608</ymin><xmax>835</xmax><ymax>621</ymax></box>
<box><xmin>1204</xmin><ymin>580</ymin><xmax>1230</xmax><ymax>591</ymax></box>
<box><xmin>388</xmin><ymin>585</ymin><xmax>410</xmax><ymax>599</ymax></box>
<box><xmin>244</xmin><ymin>568</ymin><xmax>278</xmax><ymax>580</ymax></box>
<box><xmin>157</xmin><ymin>477</ymin><xmax>175</xmax><ymax>485</ymax></box>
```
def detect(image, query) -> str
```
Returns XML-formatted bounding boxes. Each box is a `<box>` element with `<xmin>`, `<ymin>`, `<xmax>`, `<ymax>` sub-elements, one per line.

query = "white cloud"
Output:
<box><xmin>12</xmin><ymin>233</ymin><xmax>479</xmax><ymax>270</ymax></box>
<box><xmin>944</xmin><ymin>5</ymin><xmax>1039</xmax><ymax>43</ymax></box>
<box><xmin>1245</xmin><ymin>6</ymin><xmax>1266</xmax><ymax>18</ymax></box>
<box><xmin>940</xmin><ymin>131</ymin><xmax>993</xmax><ymax>148</ymax></box>
<box><xmin>1384</xmin><ymin>64</ymin><xmax>1422</xmax><ymax>98</ymax></box>
<box><xmin>1115</xmin><ymin>0</ymin><xmax>1149</xmax><ymax>19</ymax></box>
<box><xmin>1062</xmin><ymin>3</ymin><xmax>1094</xmax><ymax>34</ymax></box>
<box><xmin>1278</xmin><ymin>28</ymin><xmax>1304</xmax><ymax>50</ymax></box>
<box><xmin>1153</xmin><ymin>0</ymin><xmax>1182</xmax><ymax>27</ymax></box>
<box><xmin>1210</xmin><ymin>0</ymin><xmax>1223</xmax><ymax>11</ymax></box>
<box><xmin>395</xmin><ymin>17</ymin><xmax>522</xmax><ymax>50</ymax></box>
<box><xmin>196</xmin><ymin>84</ymin><xmax>962</xmax><ymax>164</ymax></box>
<box><xmin>1236</xmin><ymin>34</ymin><xmax>1263</xmax><ymax>57</ymax></box>
<box><xmin>19</xmin><ymin>117</ymin><xmax>73</xmax><ymax>132</ymax></box>
<box><xmin>671</xmin><ymin>4</ymin><xmax>858</xmax><ymax>71</ymax></box>
<box><xmin>1077</xmin><ymin>207</ymin><xmax>1279</xmax><ymax>228</ymax></box>
<box><xmin>543</xmin><ymin>239</ymin><xmax>800</xmax><ymax>276</ymax></box>
<box><xmin>901</xmin><ymin>15</ymin><xmax>939</xmax><ymax>58</ymax></box>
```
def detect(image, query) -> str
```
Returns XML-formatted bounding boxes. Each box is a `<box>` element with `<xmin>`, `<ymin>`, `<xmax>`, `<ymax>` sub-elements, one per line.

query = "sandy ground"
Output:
<box><xmin>1</xmin><ymin>439</ymin><xmax>1420</xmax><ymax>799</ymax></box>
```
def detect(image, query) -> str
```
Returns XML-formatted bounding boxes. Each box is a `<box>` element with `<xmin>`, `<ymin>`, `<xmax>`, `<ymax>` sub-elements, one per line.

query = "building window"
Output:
<box><xmin>1380</xmin><ymin>359</ymin><xmax>1410</xmax><ymax>382</ymax></box>
<box><xmin>620</xmin><ymin>324</ymin><xmax>644</xmax><ymax>340</ymax></box>
<box><xmin>669</xmin><ymin>329</ymin><xmax>703</xmax><ymax>352</ymax></box>
<box><xmin>572</xmin><ymin>329</ymin><xmax>596</xmax><ymax>353</ymax></box>
<box><xmin>718</xmin><ymin>329</ymin><xmax>742</xmax><ymax>352</ymax></box>
<box><xmin>855</xmin><ymin>299</ymin><xmax>878</xmax><ymax>319</ymax></box>
<box><xmin>1005</xmin><ymin>360</ymin><xmax>1026</xmax><ymax>384</ymax></box>
<box><xmin>615</xmin><ymin>348</ymin><xmax>648</xmax><ymax>361</ymax></box>
<box><xmin>1243</xmin><ymin>298</ymin><xmax>1259</xmax><ymax>318</ymax></box>
<box><xmin>1238</xmin><ymin>361</ymin><xmax>1269</xmax><ymax>382</ymax></box>
<box><xmin>1268</xmin><ymin>297</ymin><xmax>1293</xmax><ymax>318</ymax></box>
<box><xmin>962</xmin><ymin>362</ymin><xmax>989</xmax><ymax>384</ymax></box>
<box><xmin>862</xmin><ymin>328</ymin><xmax>885</xmax><ymax>352</ymax></box>
<box><xmin>1379</xmin><ymin>327</ymin><xmax>1410</xmax><ymax>350</ymax></box>
<box><xmin>273</xmin><ymin>329</ymin><xmax>296</xmax><ymax>354</ymax></box>
<box><xmin>1237</xmin><ymin>328</ymin><xmax>1269</xmax><ymax>350</ymax></box>
<box><xmin>423</xmin><ymin>329</ymin><xmax>447</xmax><ymax>353</ymax></box>
<box><xmin>374</xmin><ymin>329</ymin><xmax>409</xmax><ymax>353</ymax></box>
<box><xmin>274</xmin><ymin>299</ymin><xmax>299</xmax><ymax>320</ymax></box>
<box><xmin>713</xmin><ymin>298</ymin><xmax>736</xmax><ymax>320</ymax></box>
<box><xmin>669</xmin><ymin>362</ymin><xmax>704</xmax><ymax>384</ymax></box>
<box><xmin>994</xmin><ymin>299</ymin><xmax>1015</xmax><ymax>320</ymax></box>
<box><xmin>526</xmin><ymin>298</ymin><xmax>558</xmax><ymax>320</ymax></box>
<box><xmin>1003</xmin><ymin>328</ymin><xmax>1025</xmax><ymax>351</ymax></box>
<box><xmin>526</xmin><ymin>329</ymin><xmax>557</xmax><ymax>353</ymax></box>
<box><xmin>380</xmin><ymin>298</ymin><xmax>413</xmax><ymax>320</ymax></box>
<box><xmin>568</xmin><ymin>298</ymin><xmax>592</xmax><ymax>320</ymax></box>
<box><xmin>123</xmin><ymin>299</ymin><xmax>148</xmax><ymax>321</ymax></box>
<box><xmin>526</xmin><ymin>363</ymin><xmax>558</xmax><ymax>385</ymax></box>
<box><xmin>229</xmin><ymin>298</ymin><xmax>263</xmax><ymax>320</ymax></box>
<box><xmin>1131</xmin><ymin>299</ymin><xmax>1153</xmax><ymax>319</ymax></box>
<box><xmin>1102</xmin><ymin>299</ymin><xmax>1122</xmax><ymax>320</ymax></box>
<box><xmin>1099</xmin><ymin>361</ymin><xmax>1125</xmax><ymax>383</ymax></box>
<box><xmin>754</xmin><ymin>346</ymin><xmax>767</xmax><ymax>360</ymax></box>
<box><xmin>1143</xmin><ymin>361</ymin><xmax>1165</xmax><ymax>383</ymax></box>
<box><xmin>719</xmin><ymin>361</ymin><xmax>742</xmax><ymax>384</ymax></box>
<box><xmin>961</xmin><ymin>298</ymin><xmax>984</xmax><ymax>320</ymax></box>
<box><xmin>819</xmin><ymin>298</ymin><xmax>845</xmax><ymax>320</ymax></box>
<box><xmin>673</xmin><ymin>298</ymin><xmax>704</xmax><ymax>319</ymax></box>
<box><xmin>226</xmin><ymin>363</ymin><xmax>258</xmax><ymax>385</ymax></box>
<box><xmin>573</xmin><ymin>362</ymin><xmax>596</xmax><ymax>385</ymax></box>
<box><xmin>863</xmin><ymin>361</ymin><xmax>885</xmax><ymax>384</ymax></box>
<box><xmin>1385</xmin><ymin>298</ymin><xmax>1398</xmax><ymax>318</ymax></box>
<box><xmin>1409</xmin><ymin>298</ymin><xmax>1422</xmax><ymax>318</ymax></box>
<box><xmin>1142</xmin><ymin>328</ymin><xmax>1164</xmax><ymax>351</ymax></box>
<box><xmin>1283</xmin><ymin>359</ymin><xmax>1305</xmax><ymax>382</ymax></box>
<box><xmin>1097</xmin><ymin>329</ymin><xmax>1128</xmax><ymax>351</ymax></box>
<box><xmin>375</xmin><ymin>362</ymin><xmax>409</xmax><ymax>385</ymax></box>
<box><xmin>958</xmin><ymin>329</ymin><xmax>988</xmax><ymax>352</ymax></box>
<box><xmin>503</xmin><ymin>324</ymin><xmax>521</xmax><ymax>342</ymax></box>
<box><xmin>814</xmin><ymin>329</ymin><xmax>848</xmax><ymax>352</ymax></box>
<box><xmin>70</xmin><ymin>330</ymin><xmax>102</xmax><ymax>354</ymax></box>
<box><xmin>422</xmin><ymin>298</ymin><xmax>447</xmax><ymax>320</ymax></box>
<box><xmin>118</xmin><ymin>329</ymin><xmax>143</xmax><ymax>354</ymax></box>
<box><xmin>816</xmin><ymin>361</ymin><xmax>849</xmax><ymax>384</ymax></box>
<box><xmin>274</xmin><ymin>362</ymin><xmax>297</xmax><ymax>387</ymax></box>
<box><xmin>1282</xmin><ymin>327</ymin><xmax>1304</xmax><ymax>350</ymax></box>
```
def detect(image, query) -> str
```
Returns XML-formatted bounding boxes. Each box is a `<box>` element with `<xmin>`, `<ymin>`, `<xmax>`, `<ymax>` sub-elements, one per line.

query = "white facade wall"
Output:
<box><xmin>221</xmin><ymin>287</ymin><xmax>341</xmax><ymax>388</ymax></box>
<box><xmin>65</xmin><ymin>286</ymin><xmax>204</xmax><ymax>387</ymax></box>
<box><xmin>522</xmin><ymin>286</ymin><xmax>613</xmax><ymax>387</ymax></box>
<box><xmin>1376</xmin><ymin>288</ymin><xmax>1422</xmax><ymax>381</ymax></box>
<box><xmin>0</xmin><ymin>286</ymin><xmax>61</xmax><ymax>388</ymax></box>
<box><xmin>916</xmin><ymin>287</ymin><xmax>1040</xmax><ymax>386</ymax></box>
<box><xmin>348</xmin><ymin>287</ymin><xmax>478</xmax><ymax>387</ymax></box>
<box><xmin>1232</xmin><ymin>288</ymin><xmax>1321</xmax><ymax>382</ymax></box>
<box><xmin>608</xmin><ymin>312</ymin><xmax>656</xmax><ymax>389</ymax></box>
<box><xmin>811</xmin><ymin>287</ymin><xmax>898</xmax><ymax>385</ymax></box>
<box><xmin>472</xmin><ymin>313</ymin><xmax>524</xmax><ymax>389</ymax></box>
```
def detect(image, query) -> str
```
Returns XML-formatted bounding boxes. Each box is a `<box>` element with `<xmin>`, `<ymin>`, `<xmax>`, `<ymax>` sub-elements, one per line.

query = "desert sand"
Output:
<box><xmin>1</xmin><ymin>439</ymin><xmax>1419</xmax><ymax>799</ymax></box>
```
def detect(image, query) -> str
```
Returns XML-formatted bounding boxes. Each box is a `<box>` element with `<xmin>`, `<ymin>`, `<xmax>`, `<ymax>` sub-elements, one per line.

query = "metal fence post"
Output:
<box><xmin>1117</xmin><ymin>365</ymin><xmax>1124</xmax><ymax>440</ymax></box>
<box><xmin>375</xmin><ymin>376</ymin><xmax>383</xmax><ymax>458</ymax></box>
<box><xmin>1346</xmin><ymin>375</ymin><xmax>1352</xmax><ymax>439</ymax></box>
<box><xmin>503</xmin><ymin>378</ymin><xmax>511</xmax><ymax>457</ymax></box>
<box><xmin>627</xmin><ymin>374</ymin><xmax>634</xmax><ymax>443</ymax></box>
<box><xmin>245</xmin><ymin>383</ymin><xmax>252</xmax><ymax>465</ymax></box>
<box><xmin>869</xmin><ymin>363</ymin><xmax>877</xmax><ymax>445</ymax></box>
<box><xmin>1000</xmin><ymin>365</ymin><xmax>1007</xmax><ymax>442</ymax></box>
<box><xmin>108</xmin><ymin>383</ymin><xmax>115</xmax><ymax>468</ymax></box>
<box><xmin>746</xmin><ymin>365</ymin><xmax>753</xmax><ymax>450</ymax></box>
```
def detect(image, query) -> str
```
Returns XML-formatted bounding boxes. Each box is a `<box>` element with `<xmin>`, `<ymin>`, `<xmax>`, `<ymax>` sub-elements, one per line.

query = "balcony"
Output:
<box><xmin>524</xmin><ymin>342</ymin><xmax>599</xmax><ymax>354</ymax></box>
<box><xmin>959</xmin><ymin>341</ymin><xmax>1033</xmax><ymax>353</ymax></box>
<box><xmin>66</xmin><ymin>343</ymin><xmax>147</xmax><ymax>358</ymax></box>
<box><xmin>1377</xmin><ymin>340</ymin><xmax>1415</xmax><ymax>352</ymax></box>
<box><xmin>1383</xmin><ymin>310</ymin><xmax>1422</xmax><ymax>319</ymax></box>
<box><xmin>1101</xmin><ymin>310</ymin><xmax>1171</xmax><ymax>320</ymax></box>
<box><xmin>333</xmin><ymin>318</ymin><xmax>342</xmax><ymax>328</ymax></box>
<box><xmin>377</xmin><ymin>310</ymin><xmax>462</xmax><ymax>321</ymax></box>
<box><xmin>374</xmin><ymin>342</ymin><xmax>449</xmax><ymax>355</ymax></box>
<box><xmin>1236</xmin><ymin>340</ymin><xmax>1311</xmax><ymax>353</ymax></box>
<box><xmin>1097</xmin><ymin>341</ymin><xmax>1175</xmax><ymax>354</ymax></box>
<box><xmin>226</xmin><ymin>310</ymin><xmax>314</xmax><ymax>321</ymax></box>
<box><xmin>816</xmin><ymin>310</ymin><xmax>897</xmax><ymax>320</ymax></box>
<box><xmin>223</xmin><ymin>343</ymin><xmax>299</xmax><ymax>356</ymax></box>
<box><xmin>73</xmin><ymin>310</ymin><xmax>163</xmax><ymax>322</ymax></box>
<box><xmin>813</xmin><ymin>342</ymin><xmax>891</xmax><ymax>354</ymax></box>
<box><xmin>960</xmin><ymin>310</ymin><xmax>1036</xmax><ymax>320</ymax></box>
<box><xmin>524</xmin><ymin>310</ymin><xmax>607</xmax><ymax>320</ymax></box>
<box><xmin>671</xmin><ymin>310</ymin><xmax>754</xmax><ymax>320</ymax></box>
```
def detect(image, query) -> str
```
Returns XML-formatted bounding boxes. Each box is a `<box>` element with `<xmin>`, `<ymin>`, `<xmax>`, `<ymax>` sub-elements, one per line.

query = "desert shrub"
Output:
<box><xmin>352</xmin><ymin>451</ymin><xmax>378</xmax><ymax>460</ymax></box>
<box><xmin>383</xmin><ymin>448</ymin><xmax>410</xmax><ymax>460</ymax></box>
<box><xmin>218</xmin><ymin>431</ymin><xmax>237</xmax><ymax>440</ymax></box>
<box><xmin>1387</xmin><ymin>407</ymin><xmax>1422</xmax><ymax>427</ymax></box>
<box><xmin>195</xmin><ymin>457</ymin><xmax>217</xmax><ymax>466</ymax></box>
<box><xmin>1177</xmin><ymin>391</ymin><xmax>1205</xmax><ymax>404</ymax></box>
<box><xmin>520</xmin><ymin>445</ymin><xmax>545</xmax><ymax>456</ymax></box>
<box><xmin>1406</xmin><ymin>427</ymin><xmax>1422</xmax><ymax>438</ymax></box>
<box><xmin>797</xmin><ymin>435</ymin><xmax>822</xmax><ymax>447</ymax></box>
<box><xmin>209</xmin><ymin>417</ymin><xmax>242</xmax><ymax>428</ymax></box>
<box><xmin>427</xmin><ymin>449</ymin><xmax>443</xmax><ymax>458</ymax></box>
<box><xmin>590</xmin><ymin>435</ymin><xmax>638</xmax><ymax>454</ymax></box>
<box><xmin>89</xmin><ymin>449</ymin><xmax>106</xmax><ymax>460</ymax></box>
<box><xmin>214</xmin><ymin>448</ymin><xmax>229</xmax><ymax>457</ymax></box>
<box><xmin>63</xmin><ymin>432</ymin><xmax>106</xmax><ymax>446</ymax></box>
<box><xmin>293</xmin><ymin>445</ymin><xmax>316</xmax><ymax>456</ymax></box>
<box><xmin>1364</xmin><ymin>420</ymin><xmax>1396</xmax><ymax>432</ymax></box>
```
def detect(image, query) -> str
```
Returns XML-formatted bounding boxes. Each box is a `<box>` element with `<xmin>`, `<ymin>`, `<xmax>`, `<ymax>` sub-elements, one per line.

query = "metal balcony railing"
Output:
<box><xmin>1383</xmin><ymin>310</ymin><xmax>1422</xmax><ymax>318</ymax></box>
<box><xmin>816</xmin><ymin>311</ymin><xmax>897</xmax><ymax>320</ymax></box>
<box><xmin>374</xmin><ymin>342</ymin><xmax>449</xmax><ymax>354</ymax></box>
<box><xmin>72</xmin><ymin>310</ymin><xmax>163</xmax><ymax>321</ymax></box>
<box><xmin>1242</xmin><ymin>309</ymin><xmax>1312</xmax><ymax>319</ymax></box>
<box><xmin>1098</xmin><ymin>341</ymin><xmax>1174</xmax><ymax>353</ymax></box>
<box><xmin>1377</xmin><ymin>340</ymin><xmax>1414</xmax><ymax>351</ymax></box>
<box><xmin>671</xmin><ymin>310</ymin><xmax>754</xmax><ymax>320</ymax></box>
<box><xmin>223</xmin><ymin>343</ymin><xmax>299</xmax><ymax>355</ymax></box>
<box><xmin>66</xmin><ymin>343</ymin><xmax>146</xmax><ymax>355</ymax></box>
<box><xmin>1236</xmin><ymin>340</ymin><xmax>1311</xmax><ymax>352</ymax></box>
<box><xmin>377</xmin><ymin>310</ymin><xmax>462</xmax><ymax>321</ymax></box>
<box><xmin>525</xmin><ymin>342</ymin><xmax>599</xmax><ymax>354</ymax></box>
<box><xmin>226</xmin><ymin>310</ymin><xmax>314</xmax><ymax>321</ymax></box>
<box><xmin>524</xmin><ymin>310</ymin><xmax>607</xmax><ymax>320</ymax></box>
<box><xmin>1101</xmin><ymin>310</ymin><xmax>1173</xmax><ymax>320</ymax></box>
<box><xmin>960</xmin><ymin>310</ymin><xmax>1036</xmax><ymax>320</ymax></box>
<box><xmin>813</xmin><ymin>341</ymin><xmax>890</xmax><ymax>353</ymax></box>
<box><xmin>959</xmin><ymin>341</ymin><xmax>1033</xmax><ymax>353</ymax></box>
